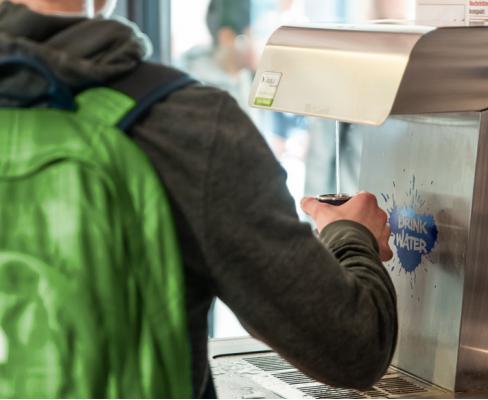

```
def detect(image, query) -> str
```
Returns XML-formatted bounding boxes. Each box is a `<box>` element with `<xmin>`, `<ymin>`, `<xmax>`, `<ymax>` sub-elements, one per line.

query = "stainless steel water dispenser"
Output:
<box><xmin>247</xmin><ymin>23</ymin><xmax>488</xmax><ymax>395</ymax></box>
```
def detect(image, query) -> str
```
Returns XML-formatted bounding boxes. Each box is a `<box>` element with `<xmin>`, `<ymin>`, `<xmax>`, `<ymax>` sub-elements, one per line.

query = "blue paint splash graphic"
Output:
<box><xmin>381</xmin><ymin>176</ymin><xmax>438</xmax><ymax>274</ymax></box>
<box><xmin>389</xmin><ymin>207</ymin><xmax>438</xmax><ymax>272</ymax></box>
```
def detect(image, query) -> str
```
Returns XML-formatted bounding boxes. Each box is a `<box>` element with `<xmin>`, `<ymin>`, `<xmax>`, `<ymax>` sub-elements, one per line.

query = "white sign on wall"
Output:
<box><xmin>468</xmin><ymin>0</ymin><xmax>488</xmax><ymax>24</ymax></box>
<box><xmin>416</xmin><ymin>0</ymin><xmax>488</xmax><ymax>25</ymax></box>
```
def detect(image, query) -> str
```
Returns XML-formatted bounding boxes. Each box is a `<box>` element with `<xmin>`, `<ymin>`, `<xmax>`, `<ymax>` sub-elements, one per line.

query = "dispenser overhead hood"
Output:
<box><xmin>249</xmin><ymin>23</ymin><xmax>488</xmax><ymax>125</ymax></box>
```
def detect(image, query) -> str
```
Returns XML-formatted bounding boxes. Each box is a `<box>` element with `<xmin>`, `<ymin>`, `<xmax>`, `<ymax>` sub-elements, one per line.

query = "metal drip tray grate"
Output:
<box><xmin>212</xmin><ymin>348</ymin><xmax>450</xmax><ymax>399</ymax></box>
<box><xmin>375</xmin><ymin>377</ymin><xmax>428</xmax><ymax>396</ymax></box>
<box><xmin>299</xmin><ymin>385</ymin><xmax>367</xmax><ymax>399</ymax></box>
<box><xmin>243</xmin><ymin>355</ymin><xmax>293</xmax><ymax>371</ymax></box>
<box><xmin>362</xmin><ymin>388</ymin><xmax>390</xmax><ymax>398</ymax></box>
<box><xmin>272</xmin><ymin>371</ymin><xmax>316</xmax><ymax>385</ymax></box>
<box><xmin>240</xmin><ymin>353</ymin><xmax>439</xmax><ymax>398</ymax></box>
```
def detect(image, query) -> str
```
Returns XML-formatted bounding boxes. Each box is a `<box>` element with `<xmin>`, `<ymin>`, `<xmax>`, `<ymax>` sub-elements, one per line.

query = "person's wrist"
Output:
<box><xmin>319</xmin><ymin>219</ymin><xmax>380</xmax><ymax>253</ymax></box>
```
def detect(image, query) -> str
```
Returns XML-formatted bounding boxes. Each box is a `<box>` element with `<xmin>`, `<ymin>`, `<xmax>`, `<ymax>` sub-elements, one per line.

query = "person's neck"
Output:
<box><xmin>4</xmin><ymin>0</ymin><xmax>86</xmax><ymax>15</ymax></box>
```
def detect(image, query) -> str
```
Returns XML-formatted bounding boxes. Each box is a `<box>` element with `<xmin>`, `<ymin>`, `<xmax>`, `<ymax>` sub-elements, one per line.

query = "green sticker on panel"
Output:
<box><xmin>253</xmin><ymin>72</ymin><xmax>282</xmax><ymax>108</ymax></box>
<box><xmin>254</xmin><ymin>97</ymin><xmax>274</xmax><ymax>107</ymax></box>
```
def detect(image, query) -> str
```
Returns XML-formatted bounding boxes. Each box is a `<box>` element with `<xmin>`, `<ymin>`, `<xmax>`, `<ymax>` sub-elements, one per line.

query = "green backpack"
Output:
<box><xmin>0</xmin><ymin>57</ymin><xmax>195</xmax><ymax>398</ymax></box>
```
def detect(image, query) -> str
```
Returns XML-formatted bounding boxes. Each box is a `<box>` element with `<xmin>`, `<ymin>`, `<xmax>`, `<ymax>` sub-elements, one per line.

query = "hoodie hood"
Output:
<box><xmin>0</xmin><ymin>1</ymin><xmax>151</xmax><ymax>106</ymax></box>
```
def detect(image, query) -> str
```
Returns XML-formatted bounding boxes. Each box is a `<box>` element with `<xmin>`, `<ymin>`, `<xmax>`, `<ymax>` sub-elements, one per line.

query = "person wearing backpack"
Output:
<box><xmin>0</xmin><ymin>0</ymin><xmax>397</xmax><ymax>398</ymax></box>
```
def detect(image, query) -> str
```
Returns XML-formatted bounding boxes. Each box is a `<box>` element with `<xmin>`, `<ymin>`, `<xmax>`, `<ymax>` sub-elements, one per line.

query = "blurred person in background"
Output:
<box><xmin>178</xmin><ymin>0</ymin><xmax>255</xmax><ymax>112</ymax></box>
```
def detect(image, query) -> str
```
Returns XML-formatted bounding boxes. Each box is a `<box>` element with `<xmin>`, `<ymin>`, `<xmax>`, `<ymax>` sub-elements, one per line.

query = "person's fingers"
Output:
<box><xmin>354</xmin><ymin>191</ymin><xmax>378</xmax><ymax>207</ymax></box>
<box><xmin>378</xmin><ymin>209</ymin><xmax>388</xmax><ymax>225</ymax></box>
<box><xmin>380</xmin><ymin>243</ymin><xmax>394</xmax><ymax>261</ymax></box>
<box><xmin>303</xmin><ymin>192</ymin><xmax>394</xmax><ymax>261</ymax></box>
<box><xmin>300</xmin><ymin>197</ymin><xmax>324</xmax><ymax>217</ymax></box>
<box><xmin>379</xmin><ymin>225</ymin><xmax>393</xmax><ymax>261</ymax></box>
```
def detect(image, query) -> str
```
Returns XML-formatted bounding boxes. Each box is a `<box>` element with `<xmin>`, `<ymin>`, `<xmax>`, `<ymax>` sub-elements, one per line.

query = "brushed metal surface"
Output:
<box><xmin>358</xmin><ymin>113</ymin><xmax>480</xmax><ymax>391</ymax></box>
<box><xmin>250</xmin><ymin>24</ymin><xmax>425</xmax><ymax>125</ymax></box>
<box><xmin>456</xmin><ymin>111</ymin><xmax>488</xmax><ymax>393</ymax></box>
<box><xmin>250</xmin><ymin>24</ymin><xmax>488</xmax><ymax>125</ymax></box>
<box><xmin>392</xmin><ymin>28</ymin><xmax>488</xmax><ymax>115</ymax></box>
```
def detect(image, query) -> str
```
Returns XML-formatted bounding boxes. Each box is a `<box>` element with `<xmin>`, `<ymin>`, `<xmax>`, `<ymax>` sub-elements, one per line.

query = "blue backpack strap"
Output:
<box><xmin>0</xmin><ymin>54</ymin><xmax>76</xmax><ymax>110</ymax></box>
<box><xmin>108</xmin><ymin>62</ymin><xmax>198</xmax><ymax>135</ymax></box>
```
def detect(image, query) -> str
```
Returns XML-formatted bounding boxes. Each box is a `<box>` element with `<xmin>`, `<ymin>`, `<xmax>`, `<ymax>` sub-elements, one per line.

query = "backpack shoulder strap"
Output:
<box><xmin>0</xmin><ymin>54</ymin><xmax>75</xmax><ymax>110</ymax></box>
<box><xmin>108</xmin><ymin>62</ymin><xmax>198</xmax><ymax>135</ymax></box>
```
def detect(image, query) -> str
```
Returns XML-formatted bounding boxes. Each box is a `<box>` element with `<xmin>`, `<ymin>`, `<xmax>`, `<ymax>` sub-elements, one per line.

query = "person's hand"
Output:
<box><xmin>301</xmin><ymin>192</ymin><xmax>393</xmax><ymax>261</ymax></box>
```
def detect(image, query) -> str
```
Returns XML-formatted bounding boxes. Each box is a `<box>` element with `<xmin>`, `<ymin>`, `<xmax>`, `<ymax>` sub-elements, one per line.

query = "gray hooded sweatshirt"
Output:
<box><xmin>0</xmin><ymin>2</ymin><xmax>397</xmax><ymax>398</ymax></box>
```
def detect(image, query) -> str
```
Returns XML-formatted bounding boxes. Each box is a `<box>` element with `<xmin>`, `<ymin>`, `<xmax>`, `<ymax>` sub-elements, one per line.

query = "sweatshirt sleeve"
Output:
<box><xmin>202</xmin><ymin>95</ymin><xmax>398</xmax><ymax>390</ymax></box>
